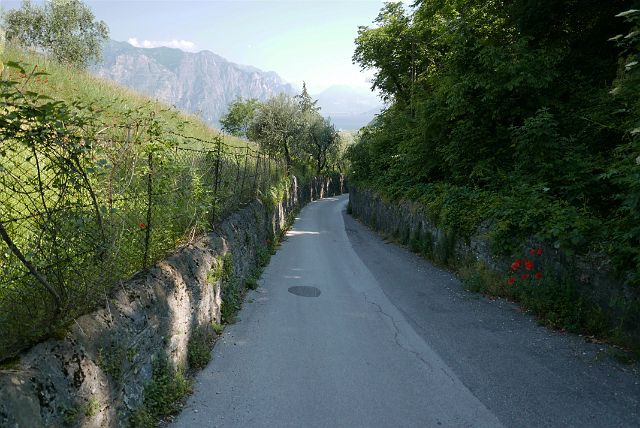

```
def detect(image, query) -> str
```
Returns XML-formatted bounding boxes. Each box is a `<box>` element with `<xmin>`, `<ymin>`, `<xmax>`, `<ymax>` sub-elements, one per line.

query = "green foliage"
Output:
<box><xmin>353</xmin><ymin>2</ymin><xmax>413</xmax><ymax>104</ymax></box>
<box><xmin>127</xmin><ymin>407</ymin><xmax>154</xmax><ymax>428</ymax></box>
<box><xmin>245</xmin><ymin>274</ymin><xmax>259</xmax><ymax>290</ymax></box>
<box><xmin>0</xmin><ymin>356</ymin><xmax>20</xmax><ymax>370</ymax></box>
<box><xmin>187</xmin><ymin>325</ymin><xmax>216</xmax><ymax>369</ymax></box>
<box><xmin>296</xmin><ymin>81</ymin><xmax>319</xmax><ymax>114</ymax></box>
<box><xmin>248</xmin><ymin>93</ymin><xmax>302</xmax><ymax>171</ymax></box>
<box><xmin>208</xmin><ymin>257</ymin><xmax>224</xmax><ymax>284</ymax></box>
<box><xmin>460</xmin><ymin>261</ymin><xmax>610</xmax><ymax>337</ymax></box>
<box><xmin>2</xmin><ymin>0</ymin><xmax>109</xmax><ymax>67</ymax></box>
<box><xmin>220</xmin><ymin>279</ymin><xmax>241</xmax><ymax>324</ymax></box>
<box><xmin>96</xmin><ymin>344</ymin><xmax>126</xmax><ymax>382</ymax></box>
<box><xmin>60</xmin><ymin>404</ymin><xmax>80</xmax><ymax>426</ymax></box>
<box><xmin>459</xmin><ymin>261</ymin><xmax>505</xmax><ymax>296</ymax></box>
<box><xmin>220</xmin><ymin>97</ymin><xmax>260</xmax><ymax>138</ymax></box>
<box><xmin>211</xmin><ymin>321</ymin><xmax>224</xmax><ymax>335</ymax></box>
<box><xmin>83</xmin><ymin>397</ymin><xmax>100</xmax><ymax>417</ymax></box>
<box><xmin>247</xmin><ymin>87</ymin><xmax>343</xmax><ymax>176</ymax></box>
<box><xmin>303</xmin><ymin>114</ymin><xmax>339</xmax><ymax>174</ymax></box>
<box><xmin>260</xmin><ymin>175</ymin><xmax>292</xmax><ymax>207</ymax></box>
<box><xmin>0</xmin><ymin>49</ymin><xmax>287</xmax><ymax>361</ymax></box>
<box><xmin>219</xmin><ymin>252</ymin><xmax>241</xmax><ymax>323</ymax></box>
<box><xmin>222</xmin><ymin>252</ymin><xmax>233</xmax><ymax>280</ymax></box>
<box><xmin>130</xmin><ymin>357</ymin><xmax>190</xmax><ymax>426</ymax></box>
<box><xmin>607</xmin><ymin>9</ymin><xmax>640</xmax><ymax>286</ymax></box>
<box><xmin>349</xmin><ymin>0</ymin><xmax>640</xmax><ymax>285</ymax></box>
<box><xmin>257</xmin><ymin>246</ymin><xmax>271</xmax><ymax>268</ymax></box>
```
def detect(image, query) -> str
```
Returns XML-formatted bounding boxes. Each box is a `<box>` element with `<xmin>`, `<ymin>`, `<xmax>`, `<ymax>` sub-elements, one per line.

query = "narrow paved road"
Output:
<box><xmin>173</xmin><ymin>195</ymin><xmax>639</xmax><ymax>427</ymax></box>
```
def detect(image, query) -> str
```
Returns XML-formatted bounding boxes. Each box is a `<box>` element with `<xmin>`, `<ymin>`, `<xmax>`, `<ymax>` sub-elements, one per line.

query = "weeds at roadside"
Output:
<box><xmin>187</xmin><ymin>325</ymin><xmax>217</xmax><ymax>369</ymax></box>
<box><xmin>246</xmin><ymin>274</ymin><xmax>259</xmax><ymax>290</ymax></box>
<box><xmin>211</xmin><ymin>322</ymin><xmax>224</xmax><ymax>335</ymax></box>
<box><xmin>457</xmin><ymin>256</ymin><xmax>640</xmax><ymax>360</ymax></box>
<box><xmin>352</xmin><ymin>199</ymin><xmax>640</xmax><ymax>362</ymax></box>
<box><xmin>128</xmin><ymin>357</ymin><xmax>191</xmax><ymax>427</ymax></box>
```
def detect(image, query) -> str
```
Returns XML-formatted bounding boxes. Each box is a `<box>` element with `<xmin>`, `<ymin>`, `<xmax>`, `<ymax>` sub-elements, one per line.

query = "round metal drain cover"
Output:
<box><xmin>288</xmin><ymin>286</ymin><xmax>321</xmax><ymax>297</ymax></box>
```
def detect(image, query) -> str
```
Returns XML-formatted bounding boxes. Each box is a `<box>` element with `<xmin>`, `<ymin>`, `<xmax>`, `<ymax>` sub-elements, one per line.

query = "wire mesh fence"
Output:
<box><xmin>0</xmin><ymin>116</ymin><xmax>285</xmax><ymax>360</ymax></box>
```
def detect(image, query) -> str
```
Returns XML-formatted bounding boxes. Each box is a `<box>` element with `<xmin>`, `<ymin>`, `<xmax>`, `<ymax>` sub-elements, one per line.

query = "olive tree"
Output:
<box><xmin>248</xmin><ymin>94</ymin><xmax>302</xmax><ymax>172</ymax></box>
<box><xmin>303</xmin><ymin>114</ymin><xmax>339</xmax><ymax>174</ymax></box>
<box><xmin>220</xmin><ymin>97</ymin><xmax>261</xmax><ymax>138</ymax></box>
<box><xmin>3</xmin><ymin>0</ymin><xmax>109</xmax><ymax>68</ymax></box>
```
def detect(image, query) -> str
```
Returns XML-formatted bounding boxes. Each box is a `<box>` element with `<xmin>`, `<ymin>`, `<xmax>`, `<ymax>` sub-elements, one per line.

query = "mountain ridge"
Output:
<box><xmin>92</xmin><ymin>40</ymin><xmax>296</xmax><ymax>125</ymax></box>
<box><xmin>313</xmin><ymin>85</ymin><xmax>383</xmax><ymax>130</ymax></box>
<box><xmin>93</xmin><ymin>40</ymin><xmax>383</xmax><ymax>130</ymax></box>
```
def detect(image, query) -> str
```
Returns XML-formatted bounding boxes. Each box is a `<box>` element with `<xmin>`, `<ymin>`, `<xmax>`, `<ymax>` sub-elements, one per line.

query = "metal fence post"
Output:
<box><xmin>143</xmin><ymin>152</ymin><xmax>153</xmax><ymax>269</ymax></box>
<box><xmin>240</xmin><ymin>147</ymin><xmax>248</xmax><ymax>202</ymax></box>
<box><xmin>262</xmin><ymin>153</ymin><xmax>268</xmax><ymax>193</ymax></box>
<box><xmin>212</xmin><ymin>137</ymin><xmax>222</xmax><ymax>226</ymax></box>
<box><xmin>253</xmin><ymin>153</ymin><xmax>260</xmax><ymax>195</ymax></box>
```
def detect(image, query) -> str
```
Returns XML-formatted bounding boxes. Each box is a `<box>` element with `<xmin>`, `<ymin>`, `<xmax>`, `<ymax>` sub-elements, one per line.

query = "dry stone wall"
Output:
<box><xmin>349</xmin><ymin>185</ymin><xmax>640</xmax><ymax>338</ymax></box>
<box><xmin>349</xmin><ymin>186</ymin><xmax>495</xmax><ymax>268</ymax></box>
<box><xmin>0</xmin><ymin>175</ymin><xmax>346</xmax><ymax>428</ymax></box>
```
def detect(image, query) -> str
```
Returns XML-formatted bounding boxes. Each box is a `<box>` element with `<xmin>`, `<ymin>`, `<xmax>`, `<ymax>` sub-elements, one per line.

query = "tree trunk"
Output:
<box><xmin>283</xmin><ymin>141</ymin><xmax>292</xmax><ymax>173</ymax></box>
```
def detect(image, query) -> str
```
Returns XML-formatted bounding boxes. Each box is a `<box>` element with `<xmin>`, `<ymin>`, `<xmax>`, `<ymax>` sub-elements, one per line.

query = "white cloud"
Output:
<box><xmin>127</xmin><ymin>37</ymin><xmax>199</xmax><ymax>52</ymax></box>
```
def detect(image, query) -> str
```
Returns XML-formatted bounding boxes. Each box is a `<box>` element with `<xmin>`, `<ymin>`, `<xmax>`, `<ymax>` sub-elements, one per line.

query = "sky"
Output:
<box><xmin>2</xmin><ymin>0</ymin><xmax>404</xmax><ymax>94</ymax></box>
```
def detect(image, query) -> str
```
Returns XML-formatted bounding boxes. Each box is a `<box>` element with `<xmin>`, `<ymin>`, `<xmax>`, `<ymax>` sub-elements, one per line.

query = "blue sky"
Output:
<box><xmin>3</xmin><ymin>1</ymin><xmax>401</xmax><ymax>93</ymax></box>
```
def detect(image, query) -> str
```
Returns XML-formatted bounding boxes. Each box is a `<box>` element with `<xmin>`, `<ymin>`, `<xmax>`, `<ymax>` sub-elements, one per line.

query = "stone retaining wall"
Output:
<box><xmin>349</xmin><ymin>185</ymin><xmax>639</xmax><ymax>337</ymax></box>
<box><xmin>0</xmin><ymin>175</ymin><xmax>345</xmax><ymax>427</ymax></box>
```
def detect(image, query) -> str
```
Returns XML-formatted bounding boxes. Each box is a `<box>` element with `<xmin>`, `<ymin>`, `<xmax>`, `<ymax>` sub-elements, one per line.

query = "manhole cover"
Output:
<box><xmin>288</xmin><ymin>286</ymin><xmax>321</xmax><ymax>297</ymax></box>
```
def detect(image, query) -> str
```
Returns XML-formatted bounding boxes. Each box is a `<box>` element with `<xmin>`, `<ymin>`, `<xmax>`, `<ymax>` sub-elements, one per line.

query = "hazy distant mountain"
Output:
<box><xmin>92</xmin><ymin>40</ymin><xmax>295</xmax><ymax>125</ymax></box>
<box><xmin>314</xmin><ymin>85</ymin><xmax>384</xmax><ymax>130</ymax></box>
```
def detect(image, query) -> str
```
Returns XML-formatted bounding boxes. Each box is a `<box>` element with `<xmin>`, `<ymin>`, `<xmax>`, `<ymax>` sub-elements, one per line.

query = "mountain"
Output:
<box><xmin>314</xmin><ymin>85</ymin><xmax>384</xmax><ymax>130</ymax></box>
<box><xmin>92</xmin><ymin>40</ymin><xmax>295</xmax><ymax>125</ymax></box>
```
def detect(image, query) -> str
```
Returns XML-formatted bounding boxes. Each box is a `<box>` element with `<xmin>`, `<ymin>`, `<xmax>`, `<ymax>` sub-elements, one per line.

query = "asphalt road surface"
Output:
<box><xmin>173</xmin><ymin>194</ymin><xmax>639</xmax><ymax>427</ymax></box>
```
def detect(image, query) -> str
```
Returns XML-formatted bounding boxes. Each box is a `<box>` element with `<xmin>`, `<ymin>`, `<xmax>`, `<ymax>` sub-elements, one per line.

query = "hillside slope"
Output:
<box><xmin>2</xmin><ymin>45</ymin><xmax>245</xmax><ymax>147</ymax></box>
<box><xmin>0</xmin><ymin>45</ymin><xmax>267</xmax><ymax>359</ymax></box>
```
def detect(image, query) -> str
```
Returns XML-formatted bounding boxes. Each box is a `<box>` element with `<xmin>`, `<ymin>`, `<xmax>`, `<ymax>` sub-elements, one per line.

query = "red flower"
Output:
<box><xmin>521</xmin><ymin>273</ymin><xmax>530</xmax><ymax>280</ymax></box>
<box><xmin>507</xmin><ymin>277</ymin><xmax>516</xmax><ymax>285</ymax></box>
<box><xmin>537</xmin><ymin>248</ymin><xmax>543</xmax><ymax>255</ymax></box>
<box><xmin>529</xmin><ymin>248</ymin><xmax>535</xmax><ymax>255</ymax></box>
<box><xmin>138</xmin><ymin>223</ymin><xmax>146</xmax><ymax>229</ymax></box>
<box><xmin>524</xmin><ymin>259</ymin><xmax>534</xmax><ymax>271</ymax></box>
<box><xmin>511</xmin><ymin>259</ymin><xmax>521</xmax><ymax>270</ymax></box>
<box><xmin>534</xmin><ymin>272</ymin><xmax>543</xmax><ymax>280</ymax></box>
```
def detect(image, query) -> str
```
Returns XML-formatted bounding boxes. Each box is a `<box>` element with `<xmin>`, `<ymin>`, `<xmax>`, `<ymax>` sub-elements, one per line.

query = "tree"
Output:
<box><xmin>220</xmin><ymin>97</ymin><xmax>260</xmax><ymax>138</ymax></box>
<box><xmin>295</xmin><ymin>81</ymin><xmax>319</xmax><ymax>114</ymax></box>
<box><xmin>2</xmin><ymin>0</ymin><xmax>109</xmax><ymax>68</ymax></box>
<box><xmin>304</xmin><ymin>115</ymin><xmax>338</xmax><ymax>174</ymax></box>
<box><xmin>248</xmin><ymin>94</ymin><xmax>302</xmax><ymax>172</ymax></box>
<box><xmin>353</xmin><ymin>2</ymin><xmax>414</xmax><ymax>104</ymax></box>
<box><xmin>294</xmin><ymin>83</ymin><xmax>336</xmax><ymax>173</ymax></box>
<box><xmin>348</xmin><ymin>0</ymin><xmax>640</xmax><ymax>284</ymax></box>
<box><xmin>607</xmin><ymin>8</ymin><xmax>640</xmax><ymax>283</ymax></box>
<box><xmin>329</xmin><ymin>131</ymin><xmax>354</xmax><ymax>173</ymax></box>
